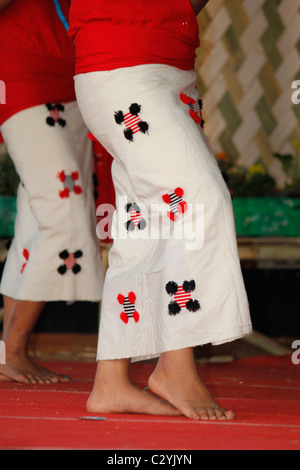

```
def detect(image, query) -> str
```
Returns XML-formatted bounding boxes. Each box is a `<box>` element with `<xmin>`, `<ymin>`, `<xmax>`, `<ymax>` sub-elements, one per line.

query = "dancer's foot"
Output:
<box><xmin>148</xmin><ymin>348</ymin><xmax>235</xmax><ymax>421</ymax></box>
<box><xmin>0</xmin><ymin>354</ymin><xmax>70</xmax><ymax>384</ymax></box>
<box><xmin>86</xmin><ymin>358</ymin><xmax>181</xmax><ymax>416</ymax></box>
<box><xmin>87</xmin><ymin>382</ymin><xmax>182</xmax><ymax>416</ymax></box>
<box><xmin>0</xmin><ymin>298</ymin><xmax>68</xmax><ymax>383</ymax></box>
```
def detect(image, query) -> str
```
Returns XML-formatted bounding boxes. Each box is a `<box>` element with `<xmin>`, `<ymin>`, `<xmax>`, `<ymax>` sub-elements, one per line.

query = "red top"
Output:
<box><xmin>0</xmin><ymin>0</ymin><xmax>76</xmax><ymax>126</ymax></box>
<box><xmin>68</xmin><ymin>0</ymin><xmax>199</xmax><ymax>75</ymax></box>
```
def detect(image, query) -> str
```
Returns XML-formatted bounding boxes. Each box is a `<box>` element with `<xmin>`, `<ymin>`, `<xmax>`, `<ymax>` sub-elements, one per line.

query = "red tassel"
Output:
<box><xmin>120</xmin><ymin>311</ymin><xmax>129</xmax><ymax>324</ymax></box>
<box><xmin>162</xmin><ymin>193</ymin><xmax>171</xmax><ymax>203</ymax></box>
<box><xmin>20</xmin><ymin>263</ymin><xmax>26</xmax><ymax>274</ymax></box>
<box><xmin>180</xmin><ymin>92</ymin><xmax>196</xmax><ymax>105</ymax></box>
<box><xmin>128</xmin><ymin>291</ymin><xmax>136</xmax><ymax>304</ymax></box>
<box><xmin>190</xmin><ymin>109</ymin><xmax>201</xmax><ymax>124</ymax></box>
<box><xmin>168</xmin><ymin>211</ymin><xmax>177</xmax><ymax>221</ymax></box>
<box><xmin>132</xmin><ymin>311</ymin><xmax>140</xmax><ymax>323</ymax></box>
<box><xmin>57</xmin><ymin>170</ymin><xmax>65</xmax><ymax>182</ymax></box>
<box><xmin>59</xmin><ymin>188</ymin><xmax>70</xmax><ymax>199</ymax></box>
<box><xmin>74</xmin><ymin>185</ymin><xmax>83</xmax><ymax>195</ymax></box>
<box><xmin>20</xmin><ymin>249</ymin><xmax>29</xmax><ymax>274</ymax></box>
<box><xmin>174</xmin><ymin>187</ymin><xmax>184</xmax><ymax>198</ymax></box>
<box><xmin>178</xmin><ymin>200</ymin><xmax>188</xmax><ymax>214</ymax></box>
<box><xmin>71</xmin><ymin>171</ymin><xmax>79</xmax><ymax>181</ymax></box>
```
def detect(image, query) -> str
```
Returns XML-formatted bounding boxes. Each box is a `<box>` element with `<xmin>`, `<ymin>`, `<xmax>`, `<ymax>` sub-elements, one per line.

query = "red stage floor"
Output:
<box><xmin>0</xmin><ymin>355</ymin><xmax>300</xmax><ymax>450</ymax></box>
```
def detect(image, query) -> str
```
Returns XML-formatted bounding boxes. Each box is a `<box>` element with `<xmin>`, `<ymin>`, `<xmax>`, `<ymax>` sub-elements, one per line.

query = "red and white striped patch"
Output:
<box><xmin>130</xmin><ymin>209</ymin><xmax>143</xmax><ymax>227</ymax></box>
<box><xmin>64</xmin><ymin>253</ymin><xmax>76</xmax><ymax>270</ymax></box>
<box><xmin>123</xmin><ymin>113</ymin><xmax>141</xmax><ymax>134</ymax></box>
<box><xmin>50</xmin><ymin>109</ymin><xmax>60</xmax><ymax>122</ymax></box>
<box><xmin>174</xmin><ymin>286</ymin><xmax>191</xmax><ymax>308</ymax></box>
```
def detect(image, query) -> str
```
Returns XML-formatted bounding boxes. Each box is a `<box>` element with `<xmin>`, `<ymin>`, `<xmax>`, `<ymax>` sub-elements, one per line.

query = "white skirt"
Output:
<box><xmin>0</xmin><ymin>102</ymin><xmax>104</xmax><ymax>302</ymax></box>
<box><xmin>74</xmin><ymin>64</ymin><xmax>252</xmax><ymax>362</ymax></box>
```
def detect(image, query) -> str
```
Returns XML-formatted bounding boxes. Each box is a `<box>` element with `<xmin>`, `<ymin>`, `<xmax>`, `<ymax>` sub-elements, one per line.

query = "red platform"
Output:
<box><xmin>0</xmin><ymin>355</ymin><xmax>300</xmax><ymax>450</ymax></box>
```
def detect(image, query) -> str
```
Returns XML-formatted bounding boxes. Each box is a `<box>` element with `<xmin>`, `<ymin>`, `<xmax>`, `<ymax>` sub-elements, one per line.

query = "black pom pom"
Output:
<box><xmin>124</xmin><ymin>128</ymin><xmax>134</xmax><ymax>141</ymax></box>
<box><xmin>138</xmin><ymin>121</ymin><xmax>149</xmax><ymax>134</ymax></box>
<box><xmin>182</xmin><ymin>280</ymin><xmax>196</xmax><ymax>292</ymax></box>
<box><xmin>58</xmin><ymin>265</ymin><xmax>67</xmax><ymax>275</ymax></box>
<box><xmin>46</xmin><ymin>117</ymin><xmax>55</xmax><ymax>126</ymax></box>
<box><xmin>138</xmin><ymin>219</ymin><xmax>147</xmax><ymax>230</ymax></box>
<box><xmin>58</xmin><ymin>118</ymin><xmax>66</xmax><ymax>128</ymax></box>
<box><xmin>125</xmin><ymin>220</ymin><xmax>135</xmax><ymax>231</ymax></box>
<box><xmin>114</xmin><ymin>110</ymin><xmax>124</xmax><ymax>124</ymax></box>
<box><xmin>56</xmin><ymin>103</ymin><xmax>65</xmax><ymax>111</ymax></box>
<box><xmin>186</xmin><ymin>299</ymin><xmax>201</xmax><ymax>312</ymax></box>
<box><xmin>168</xmin><ymin>301</ymin><xmax>181</xmax><ymax>315</ymax></box>
<box><xmin>59</xmin><ymin>249</ymin><xmax>69</xmax><ymax>260</ymax></box>
<box><xmin>131</xmin><ymin>202</ymin><xmax>141</xmax><ymax>212</ymax></box>
<box><xmin>72</xmin><ymin>264</ymin><xmax>81</xmax><ymax>274</ymax></box>
<box><xmin>129</xmin><ymin>103</ymin><xmax>141</xmax><ymax>115</ymax></box>
<box><xmin>165</xmin><ymin>281</ymin><xmax>178</xmax><ymax>295</ymax></box>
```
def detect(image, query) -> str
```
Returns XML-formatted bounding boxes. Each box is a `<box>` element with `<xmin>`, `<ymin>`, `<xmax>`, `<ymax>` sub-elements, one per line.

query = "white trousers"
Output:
<box><xmin>75</xmin><ymin>65</ymin><xmax>252</xmax><ymax>362</ymax></box>
<box><xmin>0</xmin><ymin>102</ymin><xmax>104</xmax><ymax>301</ymax></box>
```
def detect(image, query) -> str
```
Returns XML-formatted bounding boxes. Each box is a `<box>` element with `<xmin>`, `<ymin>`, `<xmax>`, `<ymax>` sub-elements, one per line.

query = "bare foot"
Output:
<box><xmin>148</xmin><ymin>349</ymin><xmax>236</xmax><ymax>421</ymax></box>
<box><xmin>87</xmin><ymin>381</ymin><xmax>182</xmax><ymax>416</ymax></box>
<box><xmin>0</xmin><ymin>354</ymin><xmax>70</xmax><ymax>384</ymax></box>
<box><xmin>86</xmin><ymin>358</ymin><xmax>181</xmax><ymax>416</ymax></box>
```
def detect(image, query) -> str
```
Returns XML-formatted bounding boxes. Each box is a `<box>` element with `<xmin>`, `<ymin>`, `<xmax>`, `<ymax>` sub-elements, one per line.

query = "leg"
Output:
<box><xmin>2</xmin><ymin>295</ymin><xmax>15</xmax><ymax>333</ymax></box>
<box><xmin>0</xmin><ymin>299</ymin><xmax>69</xmax><ymax>383</ymax></box>
<box><xmin>74</xmin><ymin>67</ymin><xmax>251</xmax><ymax>418</ymax></box>
<box><xmin>0</xmin><ymin>103</ymin><xmax>103</xmax><ymax>382</ymax></box>
<box><xmin>0</xmin><ymin>195</ymin><xmax>69</xmax><ymax>382</ymax></box>
<box><xmin>86</xmin><ymin>358</ymin><xmax>181</xmax><ymax>416</ymax></box>
<box><xmin>148</xmin><ymin>347</ymin><xmax>235</xmax><ymax>420</ymax></box>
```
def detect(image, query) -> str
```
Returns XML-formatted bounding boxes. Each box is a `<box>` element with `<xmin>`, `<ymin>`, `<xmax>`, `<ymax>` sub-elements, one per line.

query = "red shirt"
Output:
<box><xmin>68</xmin><ymin>0</ymin><xmax>199</xmax><ymax>75</ymax></box>
<box><xmin>0</xmin><ymin>0</ymin><xmax>76</xmax><ymax>126</ymax></box>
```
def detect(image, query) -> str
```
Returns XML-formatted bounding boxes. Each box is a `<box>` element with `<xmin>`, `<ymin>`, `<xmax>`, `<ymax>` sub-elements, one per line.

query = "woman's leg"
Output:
<box><xmin>0</xmin><ymin>299</ymin><xmax>54</xmax><ymax>383</ymax></box>
<box><xmin>1</xmin><ymin>296</ymin><xmax>71</xmax><ymax>383</ymax></box>
<box><xmin>2</xmin><ymin>295</ymin><xmax>15</xmax><ymax>333</ymax></box>
<box><xmin>74</xmin><ymin>66</ymin><xmax>251</xmax><ymax>418</ymax></box>
<box><xmin>0</xmin><ymin>102</ymin><xmax>103</xmax><ymax>382</ymax></box>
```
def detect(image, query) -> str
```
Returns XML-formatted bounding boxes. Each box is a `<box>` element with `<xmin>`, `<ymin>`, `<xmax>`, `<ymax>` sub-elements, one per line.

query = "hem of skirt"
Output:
<box><xmin>96</xmin><ymin>323</ymin><xmax>253</xmax><ymax>362</ymax></box>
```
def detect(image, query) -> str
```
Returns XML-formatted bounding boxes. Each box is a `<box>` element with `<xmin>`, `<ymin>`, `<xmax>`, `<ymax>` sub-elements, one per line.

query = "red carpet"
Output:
<box><xmin>0</xmin><ymin>355</ymin><xmax>300</xmax><ymax>450</ymax></box>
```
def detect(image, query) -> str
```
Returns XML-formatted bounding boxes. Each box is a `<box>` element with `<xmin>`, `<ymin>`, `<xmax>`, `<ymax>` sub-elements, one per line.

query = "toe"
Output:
<box><xmin>225</xmin><ymin>409</ymin><xmax>236</xmax><ymax>421</ymax></box>
<box><xmin>198</xmin><ymin>408</ymin><xmax>210</xmax><ymax>420</ymax></box>
<box><xmin>207</xmin><ymin>408</ymin><xmax>218</xmax><ymax>420</ymax></box>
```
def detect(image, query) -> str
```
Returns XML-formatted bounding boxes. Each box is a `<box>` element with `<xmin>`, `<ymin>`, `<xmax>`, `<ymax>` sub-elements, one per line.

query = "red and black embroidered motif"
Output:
<box><xmin>114</xmin><ymin>103</ymin><xmax>149</xmax><ymax>142</ymax></box>
<box><xmin>125</xmin><ymin>203</ymin><xmax>147</xmax><ymax>231</ymax></box>
<box><xmin>20</xmin><ymin>248</ymin><xmax>29</xmax><ymax>274</ymax></box>
<box><xmin>162</xmin><ymin>187</ymin><xmax>188</xmax><ymax>221</ymax></box>
<box><xmin>166</xmin><ymin>280</ymin><xmax>200</xmax><ymax>315</ymax></box>
<box><xmin>57</xmin><ymin>250</ymin><xmax>83</xmax><ymax>275</ymax></box>
<box><xmin>180</xmin><ymin>93</ymin><xmax>205</xmax><ymax>129</ymax></box>
<box><xmin>198</xmin><ymin>99</ymin><xmax>205</xmax><ymax>130</ymax></box>
<box><xmin>117</xmin><ymin>292</ymin><xmax>140</xmax><ymax>324</ymax></box>
<box><xmin>46</xmin><ymin>103</ymin><xmax>66</xmax><ymax>127</ymax></box>
<box><xmin>57</xmin><ymin>170</ymin><xmax>83</xmax><ymax>198</ymax></box>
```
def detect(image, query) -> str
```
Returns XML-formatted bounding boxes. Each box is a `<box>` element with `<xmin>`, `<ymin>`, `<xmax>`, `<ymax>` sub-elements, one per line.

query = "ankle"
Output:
<box><xmin>94</xmin><ymin>359</ymin><xmax>131</xmax><ymax>388</ymax></box>
<box><xmin>157</xmin><ymin>348</ymin><xmax>196</xmax><ymax>377</ymax></box>
<box><xmin>4</xmin><ymin>344</ymin><xmax>27</xmax><ymax>360</ymax></box>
